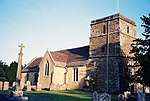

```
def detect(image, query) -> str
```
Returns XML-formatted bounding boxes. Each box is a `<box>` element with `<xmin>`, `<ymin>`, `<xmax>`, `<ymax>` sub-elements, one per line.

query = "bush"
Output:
<box><xmin>0</xmin><ymin>77</ymin><xmax>6</xmax><ymax>82</ymax></box>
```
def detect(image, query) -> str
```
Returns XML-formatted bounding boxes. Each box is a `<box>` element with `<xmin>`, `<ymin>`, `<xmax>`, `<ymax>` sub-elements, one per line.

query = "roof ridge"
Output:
<box><xmin>53</xmin><ymin>45</ymin><xmax>89</xmax><ymax>52</ymax></box>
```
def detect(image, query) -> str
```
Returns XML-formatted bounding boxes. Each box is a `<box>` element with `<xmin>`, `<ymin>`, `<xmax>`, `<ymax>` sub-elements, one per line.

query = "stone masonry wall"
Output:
<box><xmin>90</xmin><ymin>13</ymin><xmax>136</xmax><ymax>93</ymax></box>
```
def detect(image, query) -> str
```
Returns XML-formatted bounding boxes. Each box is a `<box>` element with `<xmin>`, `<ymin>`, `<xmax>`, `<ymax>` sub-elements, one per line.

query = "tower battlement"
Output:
<box><xmin>91</xmin><ymin>13</ymin><xmax>136</xmax><ymax>26</ymax></box>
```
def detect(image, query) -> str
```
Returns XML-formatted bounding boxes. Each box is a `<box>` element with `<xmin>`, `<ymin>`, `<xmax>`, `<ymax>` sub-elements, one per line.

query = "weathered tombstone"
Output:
<box><xmin>137</xmin><ymin>93</ymin><xmax>145</xmax><ymax>101</ymax></box>
<box><xmin>136</xmin><ymin>83</ymin><xmax>145</xmax><ymax>101</ymax></box>
<box><xmin>37</xmin><ymin>82</ymin><xmax>41</xmax><ymax>91</ymax></box>
<box><xmin>98</xmin><ymin>93</ymin><xmax>111</xmax><ymax>101</ymax></box>
<box><xmin>26</xmin><ymin>81</ymin><xmax>31</xmax><ymax>91</ymax></box>
<box><xmin>92</xmin><ymin>91</ymin><xmax>99</xmax><ymax>101</ymax></box>
<box><xmin>124</xmin><ymin>91</ymin><xmax>130</xmax><ymax>100</ymax></box>
<box><xmin>118</xmin><ymin>94</ymin><xmax>124</xmax><ymax>101</ymax></box>
<box><xmin>12</xmin><ymin>82</ymin><xmax>16</xmax><ymax>87</ymax></box>
<box><xmin>3</xmin><ymin>81</ymin><xmax>9</xmax><ymax>90</ymax></box>
<box><xmin>0</xmin><ymin>81</ymin><xmax>3</xmax><ymax>90</ymax></box>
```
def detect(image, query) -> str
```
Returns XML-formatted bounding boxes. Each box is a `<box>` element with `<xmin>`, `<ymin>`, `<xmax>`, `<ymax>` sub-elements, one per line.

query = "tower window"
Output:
<box><xmin>127</xmin><ymin>26</ymin><xmax>129</xmax><ymax>33</ymax></box>
<box><xmin>103</xmin><ymin>25</ymin><xmax>106</xmax><ymax>34</ymax></box>
<box><xmin>73</xmin><ymin>68</ymin><xmax>78</xmax><ymax>81</ymax></box>
<box><xmin>44</xmin><ymin>60</ymin><xmax>49</xmax><ymax>76</ymax></box>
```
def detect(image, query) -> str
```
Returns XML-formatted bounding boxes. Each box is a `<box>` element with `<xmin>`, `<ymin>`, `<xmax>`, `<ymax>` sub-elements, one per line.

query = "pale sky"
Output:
<box><xmin>0</xmin><ymin>0</ymin><xmax>150</xmax><ymax>65</ymax></box>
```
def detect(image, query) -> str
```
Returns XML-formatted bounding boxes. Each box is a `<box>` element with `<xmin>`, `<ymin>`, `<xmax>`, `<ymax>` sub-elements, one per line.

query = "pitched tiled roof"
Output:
<box><xmin>50</xmin><ymin>51</ymin><xmax>68</xmax><ymax>63</ymax></box>
<box><xmin>22</xmin><ymin>46</ymin><xmax>89</xmax><ymax>72</ymax></box>
<box><xmin>50</xmin><ymin>45</ymin><xmax>89</xmax><ymax>67</ymax></box>
<box><xmin>22</xmin><ymin>57</ymin><xmax>42</xmax><ymax>72</ymax></box>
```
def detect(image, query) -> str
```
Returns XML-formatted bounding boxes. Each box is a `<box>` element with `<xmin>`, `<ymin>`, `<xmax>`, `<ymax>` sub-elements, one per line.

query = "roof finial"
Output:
<box><xmin>47</xmin><ymin>48</ymin><xmax>49</xmax><ymax>51</ymax></box>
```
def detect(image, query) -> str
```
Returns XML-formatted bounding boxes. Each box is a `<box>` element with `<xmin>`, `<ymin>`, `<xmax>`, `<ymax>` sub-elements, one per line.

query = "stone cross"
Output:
<box><xmin>16</xmin><ymin>43</ymin><xmax>25</xmax><ymax>91</ymax></box>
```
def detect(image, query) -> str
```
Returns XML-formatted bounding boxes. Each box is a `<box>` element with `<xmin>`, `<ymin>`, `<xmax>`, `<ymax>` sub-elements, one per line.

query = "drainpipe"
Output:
<box><xmin>106</xmin><ymin>20</ymin><xmax>109</xmax><ymax>93</ymax></box>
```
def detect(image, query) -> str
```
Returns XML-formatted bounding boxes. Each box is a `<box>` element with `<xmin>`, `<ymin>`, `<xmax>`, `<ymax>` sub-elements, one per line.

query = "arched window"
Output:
<box><xmin>73</xmin><ymin>68</ymin><xmax>78</xmax><ymax>82</ymax></box>
<box><xmin>44</xmin><ymin>60</ymin><xmax>49</xmax><ymax>76</ymax></box>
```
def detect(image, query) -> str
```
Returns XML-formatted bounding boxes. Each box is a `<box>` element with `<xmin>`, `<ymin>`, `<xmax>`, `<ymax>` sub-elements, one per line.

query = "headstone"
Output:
<box><xmin>3</xmin><ymin>81</ymin><xmax>9</xmax><ymax>90</ymax></box>
<box><xmin>137</xmin><ymin>93</ymin><xmax>145</xmax><ymax>101</ymax></box>
<box><xmin>92</xmin><ymin>91</ymin><xmax>98</xmax><ymax>101</ymax></box>
<box><xmin>136</xmin><ymin>83</ymin><xmax>145</xmax><ymax>101</ymax></box>
<box><xmin>26</xmin><ymin>81</ymin><xmax>31</xmax><ymax>91</ymax></box>
<box><xmin>12</xmin><ymin>82</ymin><xmax>16</xmax><ymax>87</ymax></box>
<box><xmin>118</xmin><ymin>94</ymin><xmax>124</xmax><ymax>101</ymax></box>
<box><xmin>98</xmin><ymin>93</ymin><xmax>111</xmax><ymax>101</ymax></box>
<box><xmin>145</xmin><ymin>86</ymin><xmax>150</xmax><ymax>93</ymax></box>
<box><xmin>136</xmin><ymin>83</ymin><xmax>143</xmax><ymax>93</ymax></box>
<box><xmin>0</xmin><ymin>81</ymin><xmax>3</xmax><ymax>90</ymax></box>
<box><xmin>124</xmin><ymin>91</ymin><xmax>130</xmax><ymax>100</ymax></box>
<box><xmin>36</xmin><ymin>82</ymin><xmax>41</xmax><ymax>91</ymax></box>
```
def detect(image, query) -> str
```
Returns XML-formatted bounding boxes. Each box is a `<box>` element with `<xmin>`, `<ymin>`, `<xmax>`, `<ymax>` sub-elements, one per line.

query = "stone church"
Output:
<box><xmin>21</xmin><ymin>13</ymin><xmax>136</xmax><ymax>93</ymax></box>
<box><xmin>21</xmin><ymin>46</ymin><xmax>89</xmax><ymax>90</ymax></box>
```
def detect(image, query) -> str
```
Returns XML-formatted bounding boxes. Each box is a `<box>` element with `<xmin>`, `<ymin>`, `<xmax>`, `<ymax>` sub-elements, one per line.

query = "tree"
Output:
<box><xmin>6</xmin><ymin>61</ymin><xmax>18</xmax><ymax>85</ymax></box>
<box><xmin>0</xmin><ymin>60</ymin><xmax>9</xmax><ymax>81</ymax></box>
<box><xmin>129</xmin><ymin>14</ymin><xmax>150</xmax><ymax>87</ymax></box>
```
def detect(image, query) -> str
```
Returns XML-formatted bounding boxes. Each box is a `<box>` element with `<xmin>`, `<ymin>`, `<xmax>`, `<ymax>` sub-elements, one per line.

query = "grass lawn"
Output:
<box><xmin>0</xmin><ymin>90</ymin><xmax>91</xmax><ymax>101</ymax></box>
<box><xmin>0</xmin><ymin>90</ymin><xmax>121</xmax><ymax>101</ymax></box>
<box><xmin>0</xmin><ymin>90</ymin><xmax>123</xmax><ymax>101</ymax></box>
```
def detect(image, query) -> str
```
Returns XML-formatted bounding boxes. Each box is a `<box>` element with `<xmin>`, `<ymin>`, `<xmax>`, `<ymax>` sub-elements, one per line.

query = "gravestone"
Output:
<box><xmin>3</xmin><ymin>81</ymin><xmax>9</xmax><ymax>90</ymax></box>
<box><xmin>137</xmin><ymin>93</ymin><xmax>145</xmax><ymax>101</ymax></box>
<box><xmin>12</xmin><ymin>82</ymin><xmax>16</xmax><ymax>87</ymax></box>
<box><xmin>26</xmin><ymin>81</ymin><xmax>31</xmax><ymax>91</ymax></box>
<box><xmin>124</xmin><ymin>91</ymin><xmax>130</xmax><ymax>100</ymax></box>
<box><xmin>0</xmin><ymin>81</ymin><xmax>3</xmax><ymax>90</ymax></box>
<box><xmin>99</xmin><ymin>93</ymin><xmax>111</xmax><ymax>101</ymax></box>
<box><xmin>92</xmin><ymin>91</ymin><xmax>98</xmax><ymax>101</ymax></box>
<box><xmin>37</xmin><ymin>82</ymin><xmax>41</xmax><ymax>91</ymax></box>
<box><xmin>136</xmin><ymin>83</ymin><xmax>145</xmax><ymax>101</ymax></box>
<box><xmin>118</xmin><ymin>94</ymin><xmax>124</xmax><ymax>101</ymax></box>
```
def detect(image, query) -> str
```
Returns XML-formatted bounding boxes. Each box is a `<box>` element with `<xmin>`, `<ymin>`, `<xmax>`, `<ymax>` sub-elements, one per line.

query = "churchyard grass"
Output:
<box><xmin>0</xmin><ymin>90</ymin><xmax>135</xmax><ymax>101</ymax></box>
<box><xmin>0</xmin><ymin>90</ymin><xmax>91</xmax><ymax>101</ymax></box>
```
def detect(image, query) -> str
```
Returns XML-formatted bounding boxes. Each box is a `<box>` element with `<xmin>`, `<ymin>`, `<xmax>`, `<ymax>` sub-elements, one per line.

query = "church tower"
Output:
<box><xmin>89</xmin><ymin>13</ymin><xmax>136</xmax><ymax>93</ymax></box>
